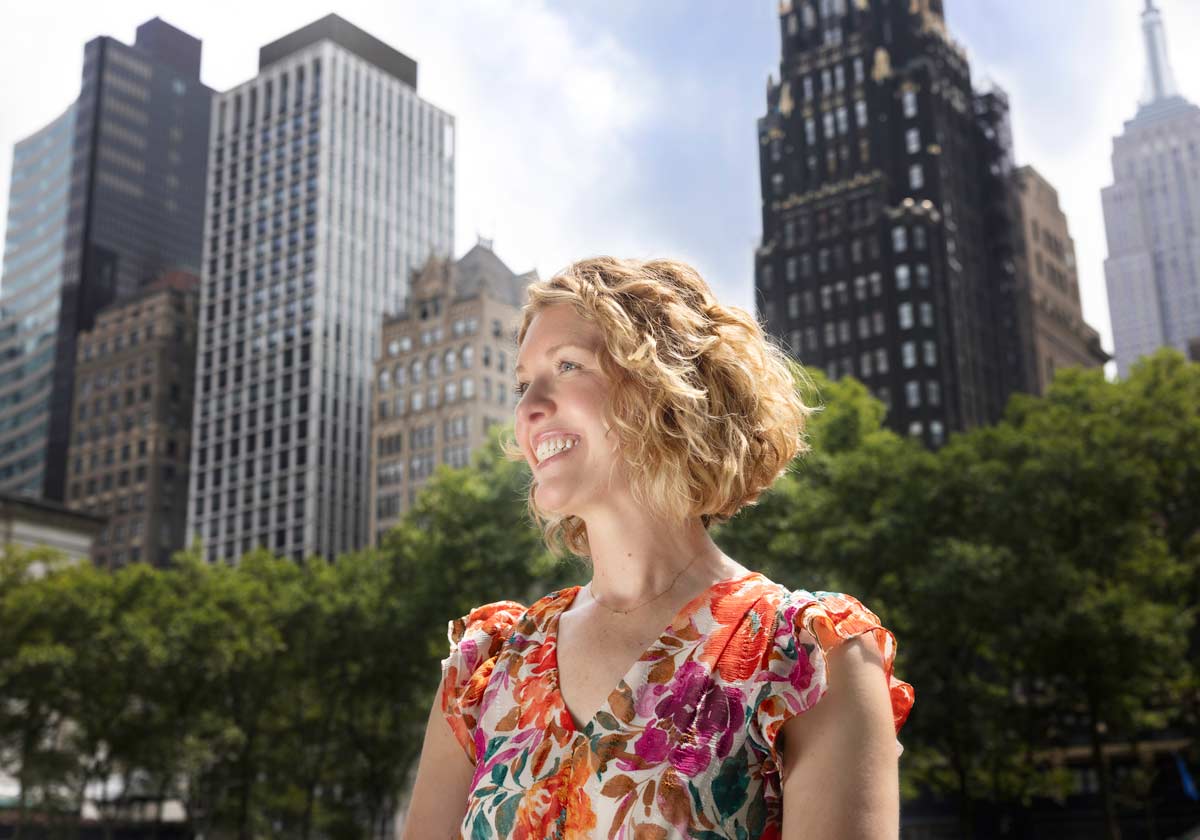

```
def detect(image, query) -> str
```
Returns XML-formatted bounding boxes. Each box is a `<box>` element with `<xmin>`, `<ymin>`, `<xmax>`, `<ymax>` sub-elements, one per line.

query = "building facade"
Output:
<box><xmin>0</xmin><ymin>106</ymin><xmax>77</xmax><ymax>497</ymax></box>
<box><xmin>187</xmin><ymin>15</ymin><xmax>454</xmax><ymax>564</ymax></box>
<box><xmin>0</xmin><ymin>18</ymin><xmax>212</xmax><ymax>501</ymax></box>
<box><xmin>1101</xmin><ymin>1</ymin><xmax>1200</xmax><ymax>379</ymax></box>
<box><xmin>370</xmin><ymin>242</ymin><xmax>532</xmax><ymax>544</ymax></box>
<box><xmin>66</xmin><ymin>272</ymin><xmax>199</xmax><ymax>569</ymax></box>
<box><xmin>755</xmin><ymin>0</ymin><xmax>1034</xmax><ymax>447</ymax></box>
<box><xmin>1013</xmin><ymin>166</ymin><xmax>1109</xmax><ymax>393</ymax></box>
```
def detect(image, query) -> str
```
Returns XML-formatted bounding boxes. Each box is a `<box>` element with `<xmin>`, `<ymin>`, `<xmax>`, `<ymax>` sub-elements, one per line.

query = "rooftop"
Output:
<box><xmin>259</xmin><ymin>14</ymin><xmax>418</xmax><ymax>89</ymax></box>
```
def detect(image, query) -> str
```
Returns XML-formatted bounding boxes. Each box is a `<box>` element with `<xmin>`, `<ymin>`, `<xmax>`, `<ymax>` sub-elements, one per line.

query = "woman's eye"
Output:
<box><xmin>512</xmin><ymin>361</ymin><xmax>580</xmax><ymax>398</ymax></box>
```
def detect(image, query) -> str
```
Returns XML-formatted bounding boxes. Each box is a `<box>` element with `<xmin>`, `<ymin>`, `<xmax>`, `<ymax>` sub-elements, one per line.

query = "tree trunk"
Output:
<box><xmin>1086</xmin><ymin>696</ymin><xmax>1121</xmax><ymax>840</ymax></box>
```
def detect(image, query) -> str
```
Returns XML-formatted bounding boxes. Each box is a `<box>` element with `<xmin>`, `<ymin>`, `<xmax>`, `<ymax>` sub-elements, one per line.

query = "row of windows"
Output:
<box><xmin>197</xmin><ymin>412</ymin><xmax>305</xmax><ymax>447</ymax></box>
<box><xmin>378</xmin><ymin>377</ymin><xmax>479</xmax><ymax>418</ymax></box>
<box><xmin>814</xmin><ymin>340</ymin><xmax>939</xmax><ymax>378</ymax></box>
<box><xmin>80</xmin><ymin>324</ymin><xmax>160</xmax><ymax>362</ymax></box>
<box><xmin>375</xmin><ymin>413</ymin><xmax>472</xmax><ymax>463</ymax></box>
<box><xmin>383</xmin><ymin>316</ymin><xmax>503</xmax><ymax>357</ymax></box>
<box><xmin>73</xmin><ymin>411</ymin><xmax>153</xmax><ymax>445</ymax></box>
<box><xmin>378</xmin><ymin>340</ymin><xmax>521</xmax><ymax>390</ymax></box>
<box><xmin>195</xmin><ymin>421</ymin><xmax>309</xmax><ymax>470</ymax></box>
<box><xmin>217</xmin><ymin>58</ymin><xmax>321</xmax><ymax>137</ymax></box>
<box><xmin>71</xmin><ymin>439</ymin><xmax>151</xmax><ymax>471</ymax></box>
<box><xmin>195</xmin><ymin>463</ymin><xmax>308</xmax><ymax>516</ymax></box>
<box><xmin>69</xmin><ymin>464</ymin><xmax>175</xmax><ymax>498</ymax></box>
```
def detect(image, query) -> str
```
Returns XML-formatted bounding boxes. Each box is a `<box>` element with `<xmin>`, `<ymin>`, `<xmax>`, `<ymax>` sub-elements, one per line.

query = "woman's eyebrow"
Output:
<box><xmin>514</xmin><ymin>341</ymin><xmax>597</xmax><ymax>374</ymax></box>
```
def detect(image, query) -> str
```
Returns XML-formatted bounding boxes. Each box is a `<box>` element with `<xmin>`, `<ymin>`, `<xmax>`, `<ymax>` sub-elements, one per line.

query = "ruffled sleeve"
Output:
<box><xmin>750</xmin><ymin>589</ymin><xmax>914</xmax><ymax>771</ymax></box>
<box><xmin>439</xmin><ymin>600</ymin><xmax>526</xmax><ymax>764</ymax></box>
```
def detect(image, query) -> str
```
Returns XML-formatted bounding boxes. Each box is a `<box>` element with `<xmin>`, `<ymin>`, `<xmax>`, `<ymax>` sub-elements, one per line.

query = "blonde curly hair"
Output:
<box><xmin>499</xmin><ymin>256</ymin><xmax>815</xmax><ymax>559</ymax></box>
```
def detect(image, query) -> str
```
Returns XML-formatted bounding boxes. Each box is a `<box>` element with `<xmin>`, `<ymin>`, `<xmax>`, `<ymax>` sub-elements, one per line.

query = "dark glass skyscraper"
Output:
<box><xmin>0</xmin><ymin>18</ymin><xmax>212</xmax><ymax>499</ymax></box>
<box><xmin>755</xmin><ymin>0</ymin><xmax>1033</xmax><ymax>446</ymax></box>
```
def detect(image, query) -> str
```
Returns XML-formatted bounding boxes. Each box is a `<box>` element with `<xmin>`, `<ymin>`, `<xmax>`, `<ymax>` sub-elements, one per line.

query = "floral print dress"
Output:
<box><xmin>440</xmin><ymin>571</ymin><xmax>914</xmax><ymax>839</ymax></box>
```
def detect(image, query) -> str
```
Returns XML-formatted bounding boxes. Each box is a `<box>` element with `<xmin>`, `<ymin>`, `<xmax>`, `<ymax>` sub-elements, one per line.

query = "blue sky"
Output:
<box><xmin>2</xmin><ymin>1</ymin><xmax>1197</xmax><ymax>364</ymax></box>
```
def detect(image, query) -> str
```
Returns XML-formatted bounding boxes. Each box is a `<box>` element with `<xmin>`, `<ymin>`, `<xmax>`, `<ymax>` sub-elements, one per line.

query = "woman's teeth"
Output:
<box><xmin>536</xmin><ymin>437</ymin><xmax>578</xmax><ymax>463</ymax></box>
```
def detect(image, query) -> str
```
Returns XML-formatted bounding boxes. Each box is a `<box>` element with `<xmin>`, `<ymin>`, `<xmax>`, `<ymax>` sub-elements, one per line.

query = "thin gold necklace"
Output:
<box><xmin>587</xmin><ymin>549</ymin><xmax>705</xmax><ymax>616</ymax></box>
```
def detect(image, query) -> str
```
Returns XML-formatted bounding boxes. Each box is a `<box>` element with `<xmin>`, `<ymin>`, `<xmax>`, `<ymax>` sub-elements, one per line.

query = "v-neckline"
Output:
<box><xmin>546</xmin><ymin>570</ymin><xmax>762</xmax><ymax>735</ymax></box>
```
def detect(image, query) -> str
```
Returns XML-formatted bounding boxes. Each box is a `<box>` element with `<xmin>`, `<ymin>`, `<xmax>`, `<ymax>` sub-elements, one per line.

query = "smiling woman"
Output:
<box><xmin>401</xmin><ymin>257</ymin><xmax>914</xmax><ymax>840</ymax></box>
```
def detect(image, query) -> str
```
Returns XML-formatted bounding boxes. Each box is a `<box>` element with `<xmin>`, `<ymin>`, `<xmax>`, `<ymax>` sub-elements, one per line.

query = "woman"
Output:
<box><xmin>403</xmin><ymin>257</ymin><xmax>914</xmax><ymax>839</ymax></box>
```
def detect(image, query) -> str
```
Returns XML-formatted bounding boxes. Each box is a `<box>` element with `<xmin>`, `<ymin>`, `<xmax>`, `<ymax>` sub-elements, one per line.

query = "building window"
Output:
<box><xmin>927</xmin><ymin>380</ymin><xmax>941</xmax><ymax>406</ymax></box>
<box><xmin>906</xmin><ymin>381</ymin><xmax>921</xmax><ymax>408</ymax></box>
<box><xmin>902</xmin><ymin>341</ymin><xmax>917</xmax><ymax>368</ymax></box>
<box><xmin>855</xmin><ymin>100</ymin><xmax>868</xmax><ymax>128</ymax></box>
<box><xmin>902</xmin><ymin>89</ymin><xmax>918</xmax><ymax>118</ymax></box>
<box><xmin>892</xmin><ymin>226</ymin><xmax>908</xmax><ymax>253</ymax></box>
<box><xmin>895</xmin><ymin>265</ymin><xmax>911</xmax><ymax>290</ymax></box>
<box><xmin>906</xmin><ymin>127</ymin><xmax>920</xmax><ymax>154</ymax></box>
<box><xmin>788</xmin><ymin>293</ymin><xmax>800</xmax><ymax>318</ymax></box>
<box><xmin>923</xmin><ymin>340</ymin><xmax>937</xmax><ymax>367</ymax></box>
<box><xmin>909</xmin><ymin>164</ymin><xmax>924</xmax><ymax>190</ymax></box>
<box><xmin>899</xmin><ymin>303</ymin><xmax>914</xmax><ymax>329</ymax></box>
<box><xmin>930</xmin><ymin>420</ymin><xmax>945</xmax><ymax>446</ymax></box>
<box><xmin>908</xmin><ymin>421</ymin><xmax>923</xmax><ymax>438</ymax></box>
<box><xmin>919</xmin><ymin>302</ymin><xmax>934</xmax><ymax>327</ymax></box>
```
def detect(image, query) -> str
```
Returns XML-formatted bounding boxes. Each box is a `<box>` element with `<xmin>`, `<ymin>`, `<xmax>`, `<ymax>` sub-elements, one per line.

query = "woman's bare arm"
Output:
<box><xmin>779</xmin><ymin>635</ymin><xmax>900</xmax><ymax>839</ymax></box>
<box><xmin>400</xmin><ymin>689</ymin><xmax>476</xmax><ymax>840</ymax></box>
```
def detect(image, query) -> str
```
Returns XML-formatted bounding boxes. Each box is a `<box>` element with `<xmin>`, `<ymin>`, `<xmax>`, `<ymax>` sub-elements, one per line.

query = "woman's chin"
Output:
<box><xmin>534</xmin><ymin>484</ymin><xmax>578</xmax><ymax>516</ymax></box>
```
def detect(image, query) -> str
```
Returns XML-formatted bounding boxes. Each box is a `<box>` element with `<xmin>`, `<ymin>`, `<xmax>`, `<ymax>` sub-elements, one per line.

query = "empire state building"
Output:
<box><xmin>1101</xmin><ymin>1</ymin><xmax>1200</xmax><ymax>377</ymax></box>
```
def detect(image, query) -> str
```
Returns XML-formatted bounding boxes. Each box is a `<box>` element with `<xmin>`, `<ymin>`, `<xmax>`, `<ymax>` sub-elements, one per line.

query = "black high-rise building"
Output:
<box><xmin>0</xmin><ymin>18</ymin><xmax>212</xmax><ymax>500</ymax></box>
<box><xmin>755</xmin><ymin>0</ymin><xmax>1033</xmax><ymax>446</ymax></box>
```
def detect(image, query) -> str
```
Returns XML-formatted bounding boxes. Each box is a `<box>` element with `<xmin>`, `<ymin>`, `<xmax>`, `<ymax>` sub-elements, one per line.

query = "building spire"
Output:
<box><xmin>1140</xmin><ymin>0</ymin><xmax>1180</xmax><ymax>105</ymax></box>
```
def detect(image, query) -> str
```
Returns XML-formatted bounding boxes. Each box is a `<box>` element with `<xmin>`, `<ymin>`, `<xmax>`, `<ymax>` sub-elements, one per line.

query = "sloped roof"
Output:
<box><xmin>450</xmin><ymin>243</ymin><xmax>536</xmax><ymax>309</ymax></box>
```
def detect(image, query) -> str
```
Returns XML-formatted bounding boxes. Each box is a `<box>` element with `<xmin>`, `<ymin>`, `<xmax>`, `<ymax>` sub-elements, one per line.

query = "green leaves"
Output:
<box><xmin>718</xmin><ymin>349</ymin><xmax>1199</xmax><ymax>832</ymax></box>
<box><xmin>0</xmin><ymin>354</ymin><xmax>1195</xmax><ymax>836</ymax></box>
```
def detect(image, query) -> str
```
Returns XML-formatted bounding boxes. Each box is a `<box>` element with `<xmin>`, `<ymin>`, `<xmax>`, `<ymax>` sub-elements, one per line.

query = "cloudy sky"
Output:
<box><xmin>2</xmin><ymin>0</ymin><xmax>1197</xmax><ymax>362</ymax></box>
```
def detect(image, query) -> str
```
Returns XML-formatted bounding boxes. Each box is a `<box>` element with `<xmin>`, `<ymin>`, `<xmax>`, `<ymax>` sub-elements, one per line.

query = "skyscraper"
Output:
<box><xmin>0</xmin><ymin>18</ymin><xmax>212</xmax><ymax>500</ymax></box>
<box><xmin>1101</xmin><ymin>0</ymin><xmax>1200</xmax><ymax>378</ymax></box>
<box><xmin>187</xmin><ymin>15</ymin><xmax>454</xmax><ymax>564</ymax></box>
<box><xmin>755</xmin><ymin>0</ymin><xmax>1034</xmax><ymax>446</ymax></box>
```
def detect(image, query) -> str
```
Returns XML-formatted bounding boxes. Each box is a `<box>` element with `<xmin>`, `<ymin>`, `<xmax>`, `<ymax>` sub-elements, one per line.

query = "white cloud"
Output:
<box><xmin>0</xmin><ymin>0</ymin><xmax>661</xmax><ymax>285</ymax></box>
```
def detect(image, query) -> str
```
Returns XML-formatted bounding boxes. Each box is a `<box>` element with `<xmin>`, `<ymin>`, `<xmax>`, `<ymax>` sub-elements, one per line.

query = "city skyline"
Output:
<box><xmin>3</xmin><ymin>1</ymin><xmax>1199</xmax><ymax>381</ymax></box>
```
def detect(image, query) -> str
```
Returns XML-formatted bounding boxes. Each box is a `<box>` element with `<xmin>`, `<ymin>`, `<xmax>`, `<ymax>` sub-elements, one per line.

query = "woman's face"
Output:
<box><xmin>513</xmin><ymin>303</ymin><xmax>624</xmax><ymax>517</ymax></box>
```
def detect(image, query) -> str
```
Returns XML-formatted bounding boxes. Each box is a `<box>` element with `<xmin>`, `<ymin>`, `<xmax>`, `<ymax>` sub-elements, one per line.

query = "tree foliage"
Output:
<box><xmin>0</xmin><ymin>351</ymin><xmax>1195</xmax><ymax>839</ymax></box>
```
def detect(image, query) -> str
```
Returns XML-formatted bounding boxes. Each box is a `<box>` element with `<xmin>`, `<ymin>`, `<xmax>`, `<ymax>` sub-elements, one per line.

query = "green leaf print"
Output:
<box><xmin>496</xmin><ymin>793</ymin><xmax>522</xmax><ymax>836</ymax></box>
<box><xmin>711</xmin><ymin>751</ymin><xmax>750</xmax><ymax>819</ymax></box>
